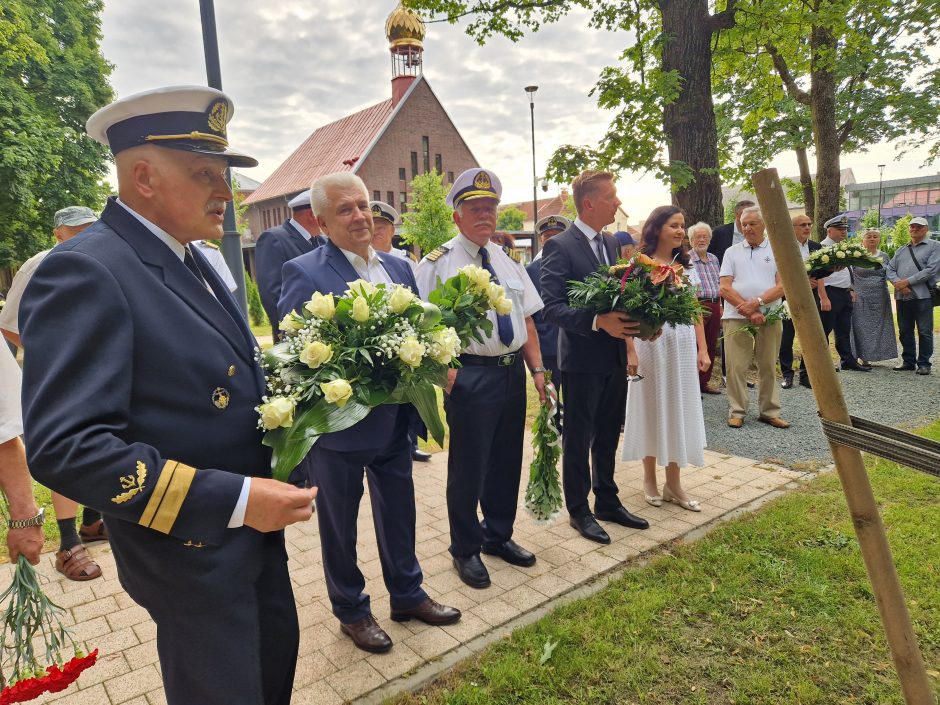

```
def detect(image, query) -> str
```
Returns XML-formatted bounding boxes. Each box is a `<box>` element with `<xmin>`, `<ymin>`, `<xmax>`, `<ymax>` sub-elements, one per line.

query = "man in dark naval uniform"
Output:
<box><xmin>20</xmin><ymin>86</ymin><xmax>317</xmax><ymax>705</ymax></box>
<box><xmin>256</xmin><ymin>190</ymin><xmax>326</xmax><ymax>340</ymax></box>
<box><xmin>279</xmin><ymin>172</ymin><xmax>460</xmax><ymax>655</ymax></box>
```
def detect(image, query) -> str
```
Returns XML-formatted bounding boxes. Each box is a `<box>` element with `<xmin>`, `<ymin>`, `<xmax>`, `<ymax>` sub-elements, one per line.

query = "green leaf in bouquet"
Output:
<box><xmin>417</xmin><ymin>301</ymin><xmax>442</xmax><ymax>329</ymax></box>
<box><xmin>403</xmin><ymin>381</ymin><xmax>446</xmax><ymax>447</ymax></box>
<box><xmin>263</xmin><ymin>340</ymin><xmax>296</xmax><ymax>368</ymax></box>
<box><xmin>264</xmin><ymin>398</ymin><xmax>371</xmax><ymax>481</ymax></box>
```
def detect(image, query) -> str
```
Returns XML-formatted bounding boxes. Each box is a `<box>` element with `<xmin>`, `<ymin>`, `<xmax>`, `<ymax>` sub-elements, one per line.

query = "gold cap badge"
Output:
<box><xmin>473</xmin><ymin>171</ymin><xmax>492</xmax><ymax>190</ymax></box>
<box><xmin>207</xmin><ymin>100</ymin><xmax>228</xmax><ymax>135</ymax></box>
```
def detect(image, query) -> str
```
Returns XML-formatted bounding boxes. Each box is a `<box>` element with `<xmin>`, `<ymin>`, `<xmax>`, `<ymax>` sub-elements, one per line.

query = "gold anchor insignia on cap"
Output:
<box><xmin>228</xmin><ymin>365</ymin><xmax>236</xmax><ymax>377</ymax></box>
<box><xmin>371</xmin><ymin>205</ymin><xmax>383</xmax><ymax>217</ymax></box>
<box><xmin>207</xmin><ymin>100</ymin><xmax>228</xmax><ymax>135</ymax></box>
<box><xmin>212</xmin><ymin>387</ymin><xmax>230</xmax><ymax>409</ymax></box>
<box><xmin>547</xmin><ymin>217</ymin><xmax>557</xmax><ymax>226</ymax></box>
<box><xmin>473</xmin><ymin>171</ymin><xmax>492</xmax><ymax>190</ymax></box>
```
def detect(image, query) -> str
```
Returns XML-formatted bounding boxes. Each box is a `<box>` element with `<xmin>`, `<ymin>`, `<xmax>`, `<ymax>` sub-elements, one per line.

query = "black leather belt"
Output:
<box><xmin>698</xmin><ymin>296</ymin><xmax>720</xmax><ymax>303</ymax></box>
<box><xmin>459</xmin><ymin>352</ymin><xmax>520</xmax><ymax>367</ymax></box>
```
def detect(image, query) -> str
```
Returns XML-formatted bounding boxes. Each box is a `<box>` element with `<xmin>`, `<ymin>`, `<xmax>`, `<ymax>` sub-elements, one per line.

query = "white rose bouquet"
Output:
<box><xmin>258</xmin><ymin>269</ymin><xmax>500</xmax><ymax>480</ymax></box>
<box><xmin>806</xmin><ymin>239</ymin><xmax>883</xmax><ymax>278</ymax></box>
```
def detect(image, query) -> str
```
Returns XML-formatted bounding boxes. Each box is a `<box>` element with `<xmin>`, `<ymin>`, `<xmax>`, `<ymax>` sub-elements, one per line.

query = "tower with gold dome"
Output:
<box><xmin>245</xmin><ymin>3</ymin><xmax>479</xmax><ymax>248</ymax></box>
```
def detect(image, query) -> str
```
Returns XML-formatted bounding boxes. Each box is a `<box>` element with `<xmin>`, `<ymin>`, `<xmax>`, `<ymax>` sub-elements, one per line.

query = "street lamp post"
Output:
<box><xmin>877</xmin><ymin>164</ymin><xmax>886</xmax><ymax>229</ymax></box>
<box><xmin>199</xmin><ymin>0</ymin><xmax>248</xmax><ymax>314</ymax></box>
<box><xmin>525</xmin><ymin>85</ymin><xmax>539</xmax><ymax>255</ymax></box>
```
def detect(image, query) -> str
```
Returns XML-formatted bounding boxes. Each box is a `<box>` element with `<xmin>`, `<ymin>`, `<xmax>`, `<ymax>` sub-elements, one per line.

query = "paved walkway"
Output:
<box><xmin>4</xmin><ymin>446</ymin><xmax>806</xmax><ymax>705</ymax></box>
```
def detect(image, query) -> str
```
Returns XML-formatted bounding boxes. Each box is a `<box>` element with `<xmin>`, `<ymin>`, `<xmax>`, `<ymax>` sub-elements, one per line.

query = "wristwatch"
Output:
<box><xmin>757</xmin><ymin>296</ymin><xmax>765</xmax><ymax>306</ymax></box>
<box><xmin>530</xmin><ymin>366</ymin><xmax>547</xmax><ymax>375</ymax></box>
<box><xmin>7</xmin><ymin>508</ymin><xmax>44</xmax><ymax>529</ymax></box>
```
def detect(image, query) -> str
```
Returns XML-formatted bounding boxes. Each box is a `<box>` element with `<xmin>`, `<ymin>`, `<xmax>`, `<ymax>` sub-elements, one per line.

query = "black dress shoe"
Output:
<box><xmin>340</xmin><ymin>615</ymin><xmax>392</xmax><ymax>654</ymax></box>
<box><xmin>916</xmin><ymin>367</ymin><xmax>931</xmax><ymax>376</ymax></box>
<box><xmin>411</xmin><ymin>449</ymin><xmax>432</xmax><ymax>462</ymax></box>
<box><xmin>569</xmin><ymin>514</ymin><xmax>611</xmax><ymax>544</ymax></box>
<box><xmin>482</xmin><ymin>539</ymin><xmax>536</xmax><ymax>567</ymax></box>
<box><xmin>841</xmin><ymin>363</ymin><xmax>871</xmax><ymax>372</ymax></box>
<box><xmin>391</xmin><ymin>598</ymin><xmax>461</xmax><ymax>625</ymax></box>
<box><xmin>595</xmin><ymin>506</ymin><xmax>650</xmax><ymax>530</ymax></box>
<box><xmin>453</xmin><ymin>554</ymin><xmax>490</xmax><ymax>589</ymax></box>
<box><xmin>781</xmin><ymin>372</ymin><xmax>793</xmax><ymax>389</ymax></box>
<box><xmin>893</xmin><ymin>363</ymin><xmax>916</xmax><ymax>371</ymax></box>
<box><xmin>798</xmin><ymin>375</ymin><xmax>812</xmax><ymax>389</ymax></box>
<box><xmin>746</xmin><ymin>381</ymin><xmax>756</xmax><ymax>388</ymax></box>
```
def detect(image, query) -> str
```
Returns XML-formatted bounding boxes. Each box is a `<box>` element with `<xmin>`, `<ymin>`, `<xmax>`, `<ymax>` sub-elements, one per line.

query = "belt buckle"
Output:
<box><xmin>498</xmin><ymin>354</ymin><xmax>514</xmax><ymax>367</ymax></box>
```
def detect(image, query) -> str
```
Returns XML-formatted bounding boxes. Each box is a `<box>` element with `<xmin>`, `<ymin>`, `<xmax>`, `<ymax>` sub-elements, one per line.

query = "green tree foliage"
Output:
<box><xmin>713</xmin><ymin>0</ymin><xmax>940</xmax><ymax>239</ymax></box>
<box><xmin>399</xmin><ymin>171</ymin><xmax>456</xmax><ymax>255</ymax></box>
<box><xmin>404</xmin><ymin>0</ymin><xmax>735</xmax><ymax>226</ymax></box>
<box><xmin>496</xmin><ymin>205</ymin><xmax>525</xmax><ymax>231</ymax></box>
<box><xmin>887</xmin><ymin>213</ymin><xmax>912</xmax><ymax>254</ymax></box>
<box><xmin>245</xmin><ymin>275</ymin><xmax>268</xmax><ymax>327</ymax></box>
<box><xmin>859</xmin><ymin>207</ymin><xmax>880</xmax><ymax>230</ymax></box>
<box><xmin>0</xmin><ymin>0</ymin><xmax>113</xmax><ymax>267</ymax></box>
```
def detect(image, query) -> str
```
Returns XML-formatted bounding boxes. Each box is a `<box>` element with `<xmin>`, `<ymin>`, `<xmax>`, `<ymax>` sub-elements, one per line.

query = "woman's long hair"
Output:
<box><xmin>640</xmin><ymin>205</ymin><xmax>690</xmax><ymax>267</ymax></box>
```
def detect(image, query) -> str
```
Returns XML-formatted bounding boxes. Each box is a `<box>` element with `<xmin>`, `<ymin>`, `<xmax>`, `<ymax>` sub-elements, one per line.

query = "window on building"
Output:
<box><xmin>422</xmin><ymin>136</ymin><xmax>430</xmax><ymax>173</ymax></box>
<box><xmin>447</xmin><ymin>171</ymin><xmax>454</xmax><ymax>184</ymax></box>
<box><xmin>435</xmin><ymin>154</ymin><xmax>442</xmax><ymax>174</ymax></box>
<box><xmin>411</xmin><ymin>152</ymin><xmax>418</xmax><ymax>177</ymax></box>
<box><xmin>400</xmin><ymin>192</ymin><xmax>408</xmax><ymax>213</ymax></box>
<box><xmin>263</xmin><ymin>210</ymin><xmax>268</xmax><ymax>230</ymax></box>
<box><xmin>399</xmin><ymin>167</ymin><xmax>407</xmax><ymax>181</ymax></box>
<box><xmin>387</xmin><ymin>191</ymin><xmax>395</xmax><ymax>206</ymax></box>
<box><xmin>373</xmin><ymin>190</ymin><xmax>381</xmax><ymax>201</ymax></box>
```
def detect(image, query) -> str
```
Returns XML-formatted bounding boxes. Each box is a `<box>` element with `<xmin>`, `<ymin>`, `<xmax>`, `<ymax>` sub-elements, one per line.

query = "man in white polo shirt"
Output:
<box><xmin>719</xmin><ymin>206</ymin><xmax>789</xmax><ymax>429</ymax></box>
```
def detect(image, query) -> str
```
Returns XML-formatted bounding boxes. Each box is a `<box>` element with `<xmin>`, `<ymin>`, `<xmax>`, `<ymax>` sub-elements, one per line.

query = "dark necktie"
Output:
<box><xmin>183</xmin><ymin>246</ymin><xmax>208</xmax><ymax>287</ymax></box>
<box><xmin>479</xmin><ymin>247</ymin><xmax>515</xmax><ymax>346</ymax></box>
<box><xmin>594</xmin><ymin>234</ymin><xmax>607</xmax><ymax>265</ymax></box>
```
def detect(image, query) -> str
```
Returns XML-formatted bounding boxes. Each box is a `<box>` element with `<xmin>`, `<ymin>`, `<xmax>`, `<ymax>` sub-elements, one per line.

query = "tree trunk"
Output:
<box><xmin>659</xmin><ymin>0</ymin><xmax>725</xmax><ymax>226</ymax></box>
<box><xmin>795</xmin><ymin>145</ymin><xmax>816</xmax><ymax>229</ymax></box>
<box><xmin>809</xmin><ymin>25</ymin><xmax>841</xmax><ymax>242</ymax></box>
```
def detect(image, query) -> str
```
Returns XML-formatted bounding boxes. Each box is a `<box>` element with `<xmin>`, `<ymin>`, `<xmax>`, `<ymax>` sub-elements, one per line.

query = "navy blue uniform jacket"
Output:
<box><xmin>256</xmin><ymin>220</ymin><xmax>323</xmax><ymax>339</ymax></box>
<box><xmin>278</xmin><ymin>240</ymin><xmax>423</xmax><ymax>453</ymax></box>
<box><xmin>525</xmin><ymin>257</ymin><xmax>558</xmax><ymax>360</ymax></box>
<box><xmin>20</xmin><ymin>198</ymin><xmax>277</xmax><ymax>600</ymax></box>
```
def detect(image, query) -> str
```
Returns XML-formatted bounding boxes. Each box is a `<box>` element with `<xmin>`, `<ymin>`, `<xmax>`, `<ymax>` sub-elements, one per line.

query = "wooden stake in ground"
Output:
<box><xmin>751</xmin><ymin>168</ymin><xmax>934</xmax><ymax>705</ymax></box>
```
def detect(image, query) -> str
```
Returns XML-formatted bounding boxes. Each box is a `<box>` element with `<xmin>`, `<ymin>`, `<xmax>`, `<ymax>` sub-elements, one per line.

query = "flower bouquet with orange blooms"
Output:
<box><xmin>567</xmin><ymin>253</ymin><xmax>704</xmax><ymax>337</ymax></box>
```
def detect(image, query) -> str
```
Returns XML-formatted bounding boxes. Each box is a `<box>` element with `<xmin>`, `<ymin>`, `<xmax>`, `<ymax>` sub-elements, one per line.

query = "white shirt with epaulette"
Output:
<box><xmin>415</xmin><ymin>234</ymin><xmax>543</xmax><ymax>356</ymax></box>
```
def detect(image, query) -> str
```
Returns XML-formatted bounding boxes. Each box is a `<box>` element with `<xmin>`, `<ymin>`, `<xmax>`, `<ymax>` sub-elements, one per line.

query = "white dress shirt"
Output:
<box><xmin>0</xmin><ymin>249</ymin><xmax>50</xmax><ymax>335</ymax></box>
<box><xmin>289</xmin><ymin>218</ymin><xmax>315</xmax><ymax>243</ymax></box>
<box><xmin>115</xmin><ymin>199</ymin><xmax>251</xmax><ymax>528</ymax></box>
<box><xmin>820</xmin><ymin>237</ymin><xmax>852</xmax><ymax>288</ymax></box>
<box><xmin>339</xmin><ymin>245</ymin><xmax>393</xmax><ymax>285</ymax></box>
<box><xmin>415</xmin><ymin>233</ymin><xmax>543</xmax><ymax>355</ymax></box>
<box><xmin>574</xmin><ymin>217</ymin><xmax>609</xmax><ymax>265</ymax></box>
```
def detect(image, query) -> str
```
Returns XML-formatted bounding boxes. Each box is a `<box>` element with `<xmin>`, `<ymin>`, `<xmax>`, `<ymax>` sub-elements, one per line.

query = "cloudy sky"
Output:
<box><xmin>100</xmin><ymin>1</ymin><xmax>933</xmax><ymax>223</ymax></box>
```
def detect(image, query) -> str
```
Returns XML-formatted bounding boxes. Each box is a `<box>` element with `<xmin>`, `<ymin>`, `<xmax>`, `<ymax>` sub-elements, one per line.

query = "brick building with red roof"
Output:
<box><xmin>244</xmin><ymin>4</ymin><xmax>478</xmax><ymax>239</ymax></box>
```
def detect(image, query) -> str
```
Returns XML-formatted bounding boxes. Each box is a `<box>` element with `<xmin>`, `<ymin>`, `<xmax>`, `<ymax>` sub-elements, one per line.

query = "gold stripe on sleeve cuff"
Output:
<box><xmin>139</xmin><ymin>461</ymin><xmax>197</xmax><ymax>534</ymax></box>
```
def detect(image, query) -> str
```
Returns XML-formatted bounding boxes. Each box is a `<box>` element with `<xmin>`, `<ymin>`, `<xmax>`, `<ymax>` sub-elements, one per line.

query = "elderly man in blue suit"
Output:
<box><xmin>279</xmin><ymin>172</ymin><xmax>460</xmax><ymax>654</ymax></box>
<box><xmin>256</xmin><ymin>190</ymin><xmax>326</xmax><ymax>340</ymax></box>
<box><xmin>20</xmin><ymin>86</ymin><xmax>317</xmax><ymax>705</ymax></box>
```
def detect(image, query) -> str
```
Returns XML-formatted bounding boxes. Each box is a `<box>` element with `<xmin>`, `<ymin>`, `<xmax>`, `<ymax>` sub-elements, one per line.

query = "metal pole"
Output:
<box><xmin>199</xmin><ymin>0</ymin><xmax>249</xmax><ymax>315</ymax></box>
<box><xmin>526</xmin><ymin>85</ymin><xmax>539</xmax><ymax>255</ymax></box>
<box><xmin>877</xmin><ymin>164</ymin><xmax>886</xmax><ymax>230</ymax></box>
<box><xmin>752</xmin><ymin>168</ymin><xmax>933</xmax><ymax>705</ymax></box>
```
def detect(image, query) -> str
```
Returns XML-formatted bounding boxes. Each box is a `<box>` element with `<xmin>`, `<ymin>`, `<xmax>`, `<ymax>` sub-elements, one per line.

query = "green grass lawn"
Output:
<box><xmin>390</xmin><ymin>420</ymin><xmax>940</xmax><ymax>705</ymax></box>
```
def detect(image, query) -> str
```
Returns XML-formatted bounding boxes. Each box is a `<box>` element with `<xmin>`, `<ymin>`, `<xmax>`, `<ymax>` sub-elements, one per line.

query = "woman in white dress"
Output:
<box><xmin>622</xmin><ymin>206</ymin><xmax>710</xmax><ymax>512</ymax></box>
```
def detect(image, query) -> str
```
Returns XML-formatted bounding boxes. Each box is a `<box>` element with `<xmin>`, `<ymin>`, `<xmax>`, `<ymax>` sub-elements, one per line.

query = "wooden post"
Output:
<box><xmin>752</xmin><ymin>168</ymin><xmax>933</xmax><ymax>705</ymax></box>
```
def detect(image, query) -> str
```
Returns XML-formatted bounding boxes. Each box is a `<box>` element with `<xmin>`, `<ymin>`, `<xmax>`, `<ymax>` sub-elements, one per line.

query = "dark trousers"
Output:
<box><xmin>560</xmin><ymin>369</ymin><xmax>626</xmax><ymax>519</ymax></box>
<box><xmin>149</xmin><ymin>532</ymin><xmax>298</xmax><ymax>705</ymax></box>
<box><xmin>820</xmin><ymin>286</ymin><xmax>855</xmax><ymax>367</ymax></box>
<box><xmin>896</xmin><ymin>298</ymin><xmax>935</xmax><ymax>368</ymax></box>
<box><xmin>779</xmin><ymin>318</ymin><xmax>802</xmax><ymax>374</ymax></box>
<box><xmin>699</xmin><ymin>301</ymin><xmax>722</xmax><ymax>389</ymax></box>
<box><xmin>305</xmin><ymin>410</ymin><xmax>426</xmax><ymax>623</ymax></box>
<box><xmin>443</xmin><ymin>359</ymin><xmax>526</xmax><ymax>558</ymax></box>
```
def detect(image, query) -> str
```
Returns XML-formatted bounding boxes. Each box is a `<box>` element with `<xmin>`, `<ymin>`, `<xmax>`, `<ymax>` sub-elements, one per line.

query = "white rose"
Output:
<box><xmin>485</xmin><ymin>282</ymin><xmax>504</xmax><ymax>307</ymax></box>
<box><xmin>805</xmin><ymin>262</ymin><xmax>812</xmax><ymax>272</ymax></box>
<box><xmin>388</xmin><ymin>286</ymin><xmax>415</xmax><ymax>314</ymax></box>
<box><xmin>458</xmin><ymin>265</ymin><xmax>492</xmax><ymax>291</ymax></box>
<box><xmin>279</xmin><ymin>314</ymin><xmax>303</xmax><ymax>333</ymax></box>
<box><xmin>429</xmin><ymin>327</ymin><xmax>461</xmax><ymax>364</ymax></box>
<box><xmin>351</xmin><ymin>296</ymin><xmax>370</xmax><ymax>322</ymax></box>
<box><xmin>397</xmin><ymin>337</ymin><xmax>426</xmax><ymax>368</ymax></box>
<box><xmin>304</xmin><ymin>292</ymin><xmax>335</xmax><ymax>320</ymax></box>
<box><xmin>347</xmin><ymin>279</ymin><xmax>376</xmax><ymax>297</ymax></box>
<box><xmin>299</xmin><ymin>341</ymin><xmax>333</xmax><ymax>369</ymax></box>
<box><xmin>821</xmin><ymin>254</ymin><xmax>830</xmax><ymax>264</ymax></box>
<box><xmin>494</xmin><ymin>295</ymin><xmax>513</xmax><ymax>316</ymax></box>
<box><xmin>259</xmin><ymin>397</ymin><xmax>295</xmax><ymax>430</ymax></box>
<box><xmin>835</xmin><ymin>251</ymin><xmax>846</xmax><ymax>259</ymax></box>
<box><xmin>320</xmin><ymin>379</ymin><xmax>353</xmax><ymax>407</ymax></box>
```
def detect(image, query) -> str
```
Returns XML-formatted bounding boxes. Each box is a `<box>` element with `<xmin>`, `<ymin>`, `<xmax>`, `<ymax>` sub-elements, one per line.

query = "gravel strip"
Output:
<box><xmin>701</xmin><ymin>353</ymin><xmax>939</xmax><ymax>468</ymax></box>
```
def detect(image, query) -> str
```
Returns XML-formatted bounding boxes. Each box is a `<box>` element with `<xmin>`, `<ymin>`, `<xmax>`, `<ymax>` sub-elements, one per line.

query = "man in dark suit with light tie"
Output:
<box><xmin>20</xmin><ymin>86</ymin><xmax>317</xmax><ymax>705</ymax></box>
<box><xmin>256</xmin><ymin>190</ymin><xmax>325</xmax><ymax>340</ymax></box>
<box><xmin>279</xmin><ymin>172</ymin><xmax>460</xmax><ymax>655</ymax></box>
<box><xmin>540</xmin><ymin>170</ymin><xmax>650</xmax><ymax>545</ymax></box>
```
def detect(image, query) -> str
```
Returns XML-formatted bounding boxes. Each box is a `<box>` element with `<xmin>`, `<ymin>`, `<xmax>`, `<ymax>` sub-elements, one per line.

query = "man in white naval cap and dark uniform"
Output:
<box><xmin>415</xmin><ymin>168</ymin><xmax>548</xmax><ymax>590</ymax></box>
<box><xmin>19</xmin><ymin>85</ymin><xmax>317</xmax><ymax>705</ymax></box>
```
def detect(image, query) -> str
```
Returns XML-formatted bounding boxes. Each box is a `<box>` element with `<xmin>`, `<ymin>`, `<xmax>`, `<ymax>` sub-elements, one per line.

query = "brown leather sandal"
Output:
<box><xmin>55</xmin><ymin>545</ymin><xmax>103</xmax><ymax>581</ymax></box>
<box><xmin>78</xmin><ymin>518</ymin><xmax>108</xmax><ymax>543</ymax></box>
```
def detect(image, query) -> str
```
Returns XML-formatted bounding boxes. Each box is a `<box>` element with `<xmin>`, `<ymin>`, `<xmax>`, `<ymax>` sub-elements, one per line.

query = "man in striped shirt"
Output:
<box><xmin>687</xmin><ymin>222</ymin><xmax>722</xmax><ymax>394</ymax></box>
